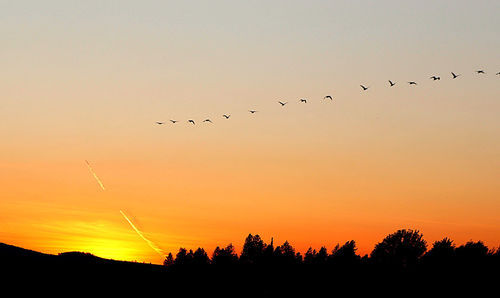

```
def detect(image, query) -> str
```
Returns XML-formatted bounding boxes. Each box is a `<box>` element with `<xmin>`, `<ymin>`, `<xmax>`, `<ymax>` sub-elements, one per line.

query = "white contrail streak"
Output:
<box><xmin>85</xmin><ymin>160</ymin><xmax>106</xmax><ymax>191</ymax></box>
<box><xmin>120</xmin><ymin>210</ymin><xmax>165</xmax><ymax>257</ymax></box>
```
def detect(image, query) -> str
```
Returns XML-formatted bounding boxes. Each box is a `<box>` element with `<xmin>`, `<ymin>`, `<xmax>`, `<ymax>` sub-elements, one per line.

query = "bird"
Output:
<box><xmin>223</xmin><ymin>114</ymin><xmax>231</xmax><ymax>119</ymax></box>
<box><xmin>324</xmin><ymin>95</ymin><xmax>333</xmax><ymax>100</ymax></box>
<box><xmin>360</xmin><ymin>85</ymin><xmax>369</xmax><ymax>91</ymax></box>
<box><xmin>496</xmin><ymin>72</ymin><xmax>500</xmax><ymax>76</ymax></box>
<box><xmin>169</xmin><ymin>120</ymin><xmax>178</xmax><ymax>124</ymax></box>
<box><xmin>299</xmin><ymin>99</ymin><xmax>307</xmax><ymax>103</ymax></box>
<box><xmin>388</xmin><ymin>80</ymin><xmax>395</xmax><ymax>87</ymax></box>
<box><xmin>430</xmin><ymin>76</ymin><xmax>440</xmax><ymax>81</ymax></box>
<box><xmin>451</xmin><ymin>72</ymin><xmax>460</xmax><ymax>79</ymax></box>
<box><xmin>249</xmin><ymin>110</ymin><xmax>258</xmax><ymax>114</ymax></box>
<box><xmin>188</xmin><ymin>120</ymin><xmax>195</xmax><ymax>125</ymax></box>
<box><xmin>203</xmin><ymin>119</ymin><xmax>212</xmax><ymax>123</ymax></box>
<box><xmin>156</xmin><ymin>122</ymin><xmax>164</xmax><ymax>125</ymax></box>
<box><xmin>408</xmin><ymin>81</ymin><xmax>417</xmax><ymax>85</ymax></box>
<box><xmin>476</xmin><ymin>70</ymin><xmax>485</xmax><ymax>74</ymax></box>
<box><xmin>278</xmin><ymin>101</ymin><xmax>287</xmax><ymax>106</ymax></box>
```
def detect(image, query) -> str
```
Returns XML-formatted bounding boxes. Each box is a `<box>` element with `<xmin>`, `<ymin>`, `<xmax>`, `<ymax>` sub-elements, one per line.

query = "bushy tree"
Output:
<box><xmin>370</xmin><ymin>229</ymin><xmax>427</xmax><ymax>268</ymax></box>
<box><xmin>456</xmin><ymin>241</ymin><xmax>489</xmax><ymax>260</ymax></box>
<box><xmin>425</xmin><ymin>238</ymin><xmax>455</xmax><ymax>260</ymax></box>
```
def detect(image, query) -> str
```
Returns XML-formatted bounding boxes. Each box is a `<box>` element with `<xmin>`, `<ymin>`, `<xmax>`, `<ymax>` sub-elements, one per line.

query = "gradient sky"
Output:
<box><xmin>1</xmin><ymin>0</ymin><xmax>499</xmax><ymax>264</ymax></box>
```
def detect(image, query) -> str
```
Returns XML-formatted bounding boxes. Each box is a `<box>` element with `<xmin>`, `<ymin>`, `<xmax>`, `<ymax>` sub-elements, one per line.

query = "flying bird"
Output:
<box><xmin>360</xmin><ymin>85</ymin><xmax>369</xmax><ymax>91</ymax></box>
<box><xmin>430</xmin><ymin>76</ymin><xmax>440</xmax><ymax>81</ymax></box>
<box><xmin>324</xmin><ymin>95</ymin><xmax>333</xmax><ymax>100</ymax></box>
<box><xmin>188</xmin><ymin>120</ymin><xmax>195</xmax><ymax>125</ymax></box>
<box><xmin>408</xmin><ymin>81</ymin><xmax>417</xmax><ymax>85</ymax></box>
<box><xmin>388</xmin><ymin>80</ymin><xmax>395</xmax><ymax>87</ymax></box>
<box><xmin>169</xmin><ymin>120</ymin><xmax>178</xmax><ymax>124</ymax></box>
<box><xmin>299</xmin><ymin>98</ymin><xmax>307</xmax><ymax>103</ymax></box>
<box><xmin>203</xmin><ymin>119</ymin><xmax>212</xmax><ymax>123</ymax></box>
<box><xmin>278</xmin><ymin>101</ymin><xmax>287</xmax><ymax>106</ymax></box>
<box><xmin>249</xmin><ymin>110</ymin><xmax>258</xmax><ymax>114</ymax></box>
<box><xmin>156</xmin><ymin>122</ymin><xmax>164</xmax><ymax>125</ymax></box>
<box><xmin>223</xmin><ymin>114</ymin><xmax>231</xmax><ymax>119</ymax></box>
<box><xmin>476</xmin><ymin>70</ymin><xmax>485</xmax><ymax>74</ymax></box>
<box><xmin>451</xmin><ymin>72</ymin><xmax>460</xmax><ymax>79</ymax></box>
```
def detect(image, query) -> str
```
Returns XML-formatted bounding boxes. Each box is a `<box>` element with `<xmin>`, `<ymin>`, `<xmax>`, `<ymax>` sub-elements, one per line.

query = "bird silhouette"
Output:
<box><xmin>223</xmin><ymin>114</ymin><xmax>231</xmax><ymax>119</ymax></box>
<box><xmin>430</xmin><ymin>76</ymin><xmax>440</xmax><ymax>81</ymax></box>
<box><xmin>360</xmin><ymin>85</ymin><xmax>369</xmax><ymax>91</ymax></box>
<box><xmin>451</xmin><ymin>72</ymin><xmax>460</xmax><ymax>79</ymax></box>
<box><xmin>388</xmin><ymin>80</ymin><xmax>395</xmax><ymax>87</ymax></box>
<box><xmin>249</xmin><ymin>110</ymin><xmax>258</xmax><ymax>114</ymax></box>
<box><xmin>170</xmin><ymin>120</ymin><xmax>178</xmax><ymax>124</ymax></box>
<box><xmin>188</xmin><ymin>120</ymin><xmax>195</xmax><ymax>125</ymax></box>
<box><xmin>203</xmin><ymin>119</ymin><xmax>212</xmax><ymax>123</ymax></box>
<box><xmin>156</xmin><ymin>122</ymin><xmax>164</xmax><ymax>125</ymax></box>
<box><xmin>408</xmin><ymin>81</ymin><xmax>417</xmax><ymax>85</ymax></box>
<box><xmin>299</xmin><ymin>99</ymin><xmax>307</xmax><ymax>103</ymax></box>
<box><xmin>476</xmin><ymin>70</ymin><xmax>485</xmax><ymax>74</ymax></box>
<box><xmin>278</xmin><ymin>101</ymin><xmax>287</xmax><ymax>106</ymax></box>
<box><xmin>324</xmin><ymin>95</ymin><xmax>333</xmax><ymax>100</ymax></box>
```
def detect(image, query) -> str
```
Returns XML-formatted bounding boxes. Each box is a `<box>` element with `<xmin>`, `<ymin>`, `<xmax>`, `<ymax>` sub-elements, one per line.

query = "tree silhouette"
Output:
<box><xmin>192</xmin><ymin>248</ymin><xmax>210</xmax><ymax>266</ymax></box>
<box><xmin>211</xmin><ymin>244</ymin><xmax>238</xmax><ymax>266</ymax></box>
<box><xmin>304</xmin><ymin>247</ymin><xmax>316</xmax><ymax>265</ymax></box>
<box><xmin>274</xmin><ymin>241</ymin><xmax>298</xmax><ymax>265</ymax></box>
<box><xmin>163</xmin><ymin>252</ymin><xmax>174</xmax><ymax>267</ymax></box>
<box><xmin>455</xmin><ymin>240</ymin><xmax>489</xmax><ymax>266</ymax></box>
<box><xmin>425</xmin><ymin>238</ymin><xmax>455</xmax><ymax>261</ymax></box>
<box><xmin>174</xmin><ymin>248</ymin><xmax>194</xmax><ymax>266</ymax></box>
<box><xmin>328</xmin><ymin>240</ymin><xmax>360</xmax><ymax>267</ymax></box>
<box><xmin>262</xmin><ymin>237</ymin><xmax>275</xmax><ymax>264</ymax></box>
<box><xmin>315</xmin><ymin>247</ymin><xmax>328</xmax><ymax>265</ymax></box>
<box><xmin>370</xmin><ymin>229</ymin><xmax>427</xmax><ymax>268</ymax></box>
<box><xmin>240</xmin><ymin>234</ymin><xmax>266</xmax><ymax>264</ymax></box>
<box><xmin>3</xmin><ymin>230</ymin><xmax>499</xmax><ymax>295</ymax></box>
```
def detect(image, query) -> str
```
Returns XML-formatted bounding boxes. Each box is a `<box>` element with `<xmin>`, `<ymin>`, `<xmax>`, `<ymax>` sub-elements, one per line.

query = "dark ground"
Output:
<box><xmin>1</xmin><ymin>242</ymin><xmax>498</xmax><ymax>296</ymax></box>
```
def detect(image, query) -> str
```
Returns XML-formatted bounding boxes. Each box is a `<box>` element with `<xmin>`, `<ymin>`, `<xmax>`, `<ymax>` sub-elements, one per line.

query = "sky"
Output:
<box><xmin>0</xmin><ymin>0</ymin><xmax>499</xmax><ymax>264</ymax></box>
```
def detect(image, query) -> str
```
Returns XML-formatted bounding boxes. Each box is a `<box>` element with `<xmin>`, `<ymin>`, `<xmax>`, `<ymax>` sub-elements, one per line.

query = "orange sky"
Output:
<box><xmin>1</xmin><ymin>1</ymin><xmax>499</xmax><ymax>264</ymax></box>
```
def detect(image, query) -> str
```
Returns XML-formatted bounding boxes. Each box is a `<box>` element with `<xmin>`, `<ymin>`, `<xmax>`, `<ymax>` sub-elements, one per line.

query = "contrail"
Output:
<box><xmin>120</xmin><ymin>210</ymin><xmax>165</xmax><ymax>257</ymax></box>
<box><xmin>85</xmin><ymin>160</ymin><xmax>106</xmax><ymax>191</ymax></box>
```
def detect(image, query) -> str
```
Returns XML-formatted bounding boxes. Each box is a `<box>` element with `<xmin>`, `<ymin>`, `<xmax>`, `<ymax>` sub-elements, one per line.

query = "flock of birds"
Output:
<box><xmin>155</xmin><ymin>70</ymin><xmax>499</xmax><ymax>126</ymax></box>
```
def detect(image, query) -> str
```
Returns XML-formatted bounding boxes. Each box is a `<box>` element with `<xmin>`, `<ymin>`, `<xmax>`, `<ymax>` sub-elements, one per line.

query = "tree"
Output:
<box><xmin>455</xmin><ymin>241</ymin><xmax>489</xmax><ymax>260</ymax></box>
<box><xmin>163</xmin><ymin>252</ymin><xmax>174</xmax><ymax>267</ymax></box>
<box><xmin>263</xmin><ymin>237</ymin><xmax>275</xmax><ymax>264</ymax></box>
<box><xmin>328</xmin><ymin>240</ymin><xmax>360</xmax><ymax>267</ymax></box>
<box><xmin>304</xmin><ymin>247</ymin><xmax>316</xmax><ymax>265</ymax></box>
<box><xmin>274</xmin><ymin>241</ymin><xmax>298</xmax><ymax>265</ymax></box>
<box><xmin>240</xmin><ymin>234</ymin><xmax>266</xmax><ymax>264</ymax></box>
<box><xmin>425</xmin><ymin>238</ymin><xmax>455</xmax><ymax>260</ymax></box>
<box><xmin>370</xmin><ymin>229</ymin><xmax>427</xmax><ymax>268</ymax></box>
<box><xmin>174</xmin><ymin>248</ymin><xmax>194</xmax><ymax>266</ymax></box>
<box><xmin>315</xmin><ymin>247</ymin><xmax>328</xmax><ymax>265</ymax></box>
<box><xmin>211</xmin><ymin>244</ymin><xmax>238</xmax><ymax>266</ymax></box>
<box><xmin>192</xmin><ymin>248</ymin><xmax>210</xmax><ymax>266</ymax></box>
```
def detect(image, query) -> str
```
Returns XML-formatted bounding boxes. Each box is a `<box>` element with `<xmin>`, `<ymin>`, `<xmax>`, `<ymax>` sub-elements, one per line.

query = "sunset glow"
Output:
<box><xmin>1</xmin><ymin>1</ymin><xmax>499</xmax><ymax>265</ymax></box>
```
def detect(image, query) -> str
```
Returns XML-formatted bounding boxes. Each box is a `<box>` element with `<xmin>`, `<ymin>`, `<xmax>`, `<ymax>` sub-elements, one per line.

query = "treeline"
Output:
<box><xmin>163</xmin><ymin>229</ymin><xmax>499</xmax><ymax>270</ymax></box>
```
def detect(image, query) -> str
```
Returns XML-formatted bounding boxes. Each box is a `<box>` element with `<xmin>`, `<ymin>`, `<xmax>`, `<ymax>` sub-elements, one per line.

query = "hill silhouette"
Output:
<box><xmin>2</xmin><ymin>229</ymin><xmax>499</xmax><ymax>296</ymax></box>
